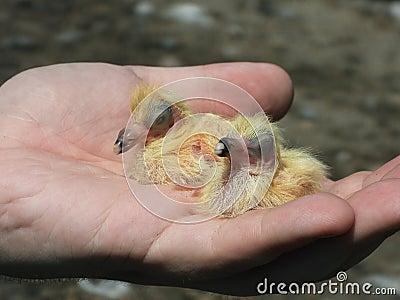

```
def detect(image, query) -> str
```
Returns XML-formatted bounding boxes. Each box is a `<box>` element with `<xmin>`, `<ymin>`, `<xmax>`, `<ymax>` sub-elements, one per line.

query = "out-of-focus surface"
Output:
<box><xmin>0</xmin><ymin>0</ymin><xmax>399</xmax><ymax>299</ymax></box>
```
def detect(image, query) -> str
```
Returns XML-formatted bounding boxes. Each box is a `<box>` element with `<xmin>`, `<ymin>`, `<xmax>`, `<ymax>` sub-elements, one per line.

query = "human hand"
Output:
<box><xmin>0</xmin><ymin>62</ymin><xmax>398</xmax><ymax>296</ymax></box>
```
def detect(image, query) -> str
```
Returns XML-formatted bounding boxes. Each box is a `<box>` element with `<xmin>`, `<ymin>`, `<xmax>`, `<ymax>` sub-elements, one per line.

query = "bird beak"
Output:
<box><xmin>214</xmin><ymin>137</ymin><xmax>250</xmax><ymax>169</ymax></box>
<box><xmin>113</xmin><ymin>124</ymin><xmax>147</xmax><ymax>155</ymax></box>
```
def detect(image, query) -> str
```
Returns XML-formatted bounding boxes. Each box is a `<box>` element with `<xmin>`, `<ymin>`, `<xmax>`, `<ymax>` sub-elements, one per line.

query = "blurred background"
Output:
<box><xmin>0</xmin><ymin>0</ymin><xmax>399</xmax><ymax>299</ymax></box>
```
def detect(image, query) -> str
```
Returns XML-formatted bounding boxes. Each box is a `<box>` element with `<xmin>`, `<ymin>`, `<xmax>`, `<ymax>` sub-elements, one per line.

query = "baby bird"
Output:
<box><xmin>200</xmin><ymin>114</ymin><xmax>328</xmax><ymax>217</ymax></box>
<box><xmin>126</xmin><ymin>113</ymin><xmax>227</xmax><ymax>186</ymax></box>
<box><xmin>113</xmin><ymin>84</ymin><xmax>191</xmax><ymax>154</ymax></box>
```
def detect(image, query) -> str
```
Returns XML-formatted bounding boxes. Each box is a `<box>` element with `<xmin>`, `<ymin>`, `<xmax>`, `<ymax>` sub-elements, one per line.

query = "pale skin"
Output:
<box><xmin>0</xmin><ymin>62</ymin><xmax>399</xmax><ymax>296</ymax></box>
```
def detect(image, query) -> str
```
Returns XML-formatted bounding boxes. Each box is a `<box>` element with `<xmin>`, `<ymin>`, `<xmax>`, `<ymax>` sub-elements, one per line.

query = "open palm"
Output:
<box><xmin>0</xmin><ymin>62</ymin><xmax>398</xmax><ymax>296</ymax></box>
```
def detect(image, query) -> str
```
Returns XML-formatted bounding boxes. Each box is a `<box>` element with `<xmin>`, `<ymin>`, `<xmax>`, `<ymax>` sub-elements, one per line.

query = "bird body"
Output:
<box><xmin>128</xmin><ymin>113</ymin><xmax>223</xmax><ymax>187</ymax></box>
<box><xmin>115</xmin><ymin>84</ymin><xmax>328</xmax><ymax>217</ymax></box>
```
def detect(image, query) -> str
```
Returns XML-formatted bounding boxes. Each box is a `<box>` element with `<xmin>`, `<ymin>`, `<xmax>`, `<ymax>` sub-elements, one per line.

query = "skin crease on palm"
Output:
<box><xmin>0</xmin><ymin>62</ymin><xmax>399</xmax><ymax>296</ymax></box>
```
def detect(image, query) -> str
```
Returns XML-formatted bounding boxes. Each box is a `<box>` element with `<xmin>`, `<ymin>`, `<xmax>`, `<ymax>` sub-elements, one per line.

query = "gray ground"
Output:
<box><xmin>0</xmin><ymin>0</ymin><xmax>399</xmax><ymax>299</ymax></box>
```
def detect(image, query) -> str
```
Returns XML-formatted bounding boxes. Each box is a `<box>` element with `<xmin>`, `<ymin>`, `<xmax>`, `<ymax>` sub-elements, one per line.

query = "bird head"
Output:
<box><xmin>114</xmin><ymin>84</ymin><xmax>190</xmax><ymax>154</ymax></box>
<box><xmin>200</xmin><ymin>113</ymin><xmax>280</xmax><ymax>216</ymax></box>
<box><xmin>213</xmin><ymin>113</ymin><xmax>279</xmax><ymax>173</ymax></box>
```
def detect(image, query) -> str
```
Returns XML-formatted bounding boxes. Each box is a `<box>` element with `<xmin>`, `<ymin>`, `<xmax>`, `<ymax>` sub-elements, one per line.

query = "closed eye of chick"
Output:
<box><xmin>113</xmin><ymin>83</ymin><xmax>191</xmax><ymax>154</ymax></box>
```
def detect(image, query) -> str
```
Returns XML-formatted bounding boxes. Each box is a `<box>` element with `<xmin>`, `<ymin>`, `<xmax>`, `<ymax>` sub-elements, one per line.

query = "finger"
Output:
<box><xmin>210</xmin><ymin>194</ymin><xmax>353</xmax><ymax>270</ymax></box>
<box><xmin>363</xmin><ymin>155</ymin><xmax>400</xmax><ymax>187</ymax></box>
<box><xmin>129</xmin><ymin>62</ymin><xmax>293</xmax><ymax>120</ymax></box>
<box><xmin>383</xmin><ymin>164</ymin><xmax>400</xmax><ymax>180</ymax></box>
<box><xmin>143</xmin><ymin>193</ymin><xmax>353</xmax><ymax>281</ymax></box>
<box><xmin>347</xmin><ymin>178</ymin><xmax>400</xmax><ymax>239</ymax></box>
<box><xmin>324</xmin><ymin>171</ymin><xmax>370</xmax><ymax>199</ymax></box>
<box><xmin>324</xmin><ymin>156</ymin><xmax>400</xmax><ymax>200</ymax></box>
<box><xmin>331</xmin><ymin>178</ymin><xmax>399</xmax><ymax>272</ymax></box>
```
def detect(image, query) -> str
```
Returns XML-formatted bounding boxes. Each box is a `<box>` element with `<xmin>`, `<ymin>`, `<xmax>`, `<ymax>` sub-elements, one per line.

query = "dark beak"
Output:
<box><xmin>113</xmin><ymin>124</ymin><xmax>147</xmax><ymax>155</ymax></box>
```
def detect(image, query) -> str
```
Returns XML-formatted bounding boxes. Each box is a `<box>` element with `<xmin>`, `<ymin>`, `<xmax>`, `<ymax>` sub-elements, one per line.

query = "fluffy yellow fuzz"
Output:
<box><xmin>127</xmin><ymin>111</ymin><xmax>328</xmax><ymax>217</ymax></box>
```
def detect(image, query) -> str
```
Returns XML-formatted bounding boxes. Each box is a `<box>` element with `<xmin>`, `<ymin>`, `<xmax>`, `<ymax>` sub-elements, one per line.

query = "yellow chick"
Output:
<box><xmin>128</xmin><ymin>113</ymin><xmax>226</xmax><ymax>186</ymax></box>
<box><xmin>200</xmin><ymin>114</ymin><xmax>328</xmax><ymax>217</ymax></box>
<box><xmin>114</xmin><ymin>84</ymin><xmax>191</xmax><ymax>154</ymax></box>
